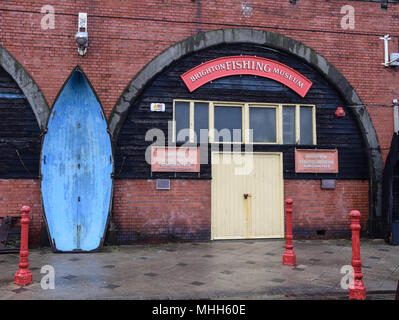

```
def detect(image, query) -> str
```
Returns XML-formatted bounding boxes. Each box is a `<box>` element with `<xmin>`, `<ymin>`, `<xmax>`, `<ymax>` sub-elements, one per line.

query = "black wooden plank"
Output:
<box><xmin>0</xmin><ymin>67</ymin><xmax>41</xmax><ymax>178</ymax></box>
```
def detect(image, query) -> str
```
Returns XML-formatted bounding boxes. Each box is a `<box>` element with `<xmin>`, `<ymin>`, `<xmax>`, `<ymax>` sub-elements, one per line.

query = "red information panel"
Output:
<box><xmin>295</xmin><ymin>149</ymin><xmax>338</xmax><ymax>173</ymax></box>
<box><xmin>151</xmin><ymin>147</ymin><xmax>200</xmax><ymax>172</ymax></box>
<box><xmin>180</xmin><ymin>56</ymin><xmax>312</xmax><ymax>97</ymax></box>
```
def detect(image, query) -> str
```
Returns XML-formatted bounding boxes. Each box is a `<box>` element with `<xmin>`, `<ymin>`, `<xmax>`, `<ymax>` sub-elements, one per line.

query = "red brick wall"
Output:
<box><xmin>284</xmin><ymin>180</ymin><xmax>369</xmax><ymax>238</ymax></box>
<box><xmin>0</xmin><ymin>178</ymin><xmax>369</xmax><ymax>245</ymax></box>
<box><xmin>112</xmin><ymin>179</ymin><xmax>211</xmax><ymax>243</ymax></box>
<box><xmin>0</xmin><ymin>179</ymin><xmax>43</xmax><ymax>246</ymax></box>
<box><xmin>111</xmin><ymin>178</ymin><xmax>369</xmax><ymax>243</ymax></box>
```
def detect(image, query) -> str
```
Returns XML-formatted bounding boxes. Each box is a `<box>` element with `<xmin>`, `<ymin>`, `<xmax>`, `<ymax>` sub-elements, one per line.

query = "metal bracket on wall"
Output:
<box><xmin>381</xmin><ymin>0</ymin><xmax>388</xmax><ymax>9</ymax></box>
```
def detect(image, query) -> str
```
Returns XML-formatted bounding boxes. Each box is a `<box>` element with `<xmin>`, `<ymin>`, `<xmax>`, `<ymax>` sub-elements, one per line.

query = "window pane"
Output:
<box><xmin>194</xmin><ymin>102</ymin><xmax>209</xmax><ymax>143</ymax></box>
<box><xmin>283</xmin><ymin>106</ymin><xmax>296</xmax><ymax>144</ymax></box>
<box><xmin>300</xmin><ymin>106</ymin><xmax>313</xmax><ymax>145</ymax></box>
<box><xmin>175</xmin><ymin>101</ymin><xmax>190</xmax><ymax>142</ymax></box>
<box><xmin>249</xmin><ymin>107</ymin><xmax>276</xmax><ymax>143</ymax></box>
<box><xmin>214</xmin><ymin>106</ymin><xmax>242</xmax><ymax>142</ymax></box>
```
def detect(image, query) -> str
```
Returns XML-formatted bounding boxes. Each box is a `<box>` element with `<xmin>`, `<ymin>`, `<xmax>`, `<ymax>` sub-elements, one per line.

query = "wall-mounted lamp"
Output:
<box><xmin>74</xmin><ymin>13</ymin><xmax>88</xmax><ymax>56</ymax></box>
<box><xmin>335</xmin><ymin>107</ymin><xmax>346</xmax><ymax>118</ymax></box>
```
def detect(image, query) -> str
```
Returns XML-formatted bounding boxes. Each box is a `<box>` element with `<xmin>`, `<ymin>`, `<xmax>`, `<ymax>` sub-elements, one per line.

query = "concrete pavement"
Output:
<box><xmin>0</xmin><ymin>239</ymin><xmax>398</xmax><ymax>300</ymax></box>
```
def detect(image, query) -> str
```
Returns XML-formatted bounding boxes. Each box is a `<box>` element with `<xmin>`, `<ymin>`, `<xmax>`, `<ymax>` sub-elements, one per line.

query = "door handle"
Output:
<box><xmin>243</xmin><ymin>193</ymin><xmax>254</xmax><ymax>199</ymax></box>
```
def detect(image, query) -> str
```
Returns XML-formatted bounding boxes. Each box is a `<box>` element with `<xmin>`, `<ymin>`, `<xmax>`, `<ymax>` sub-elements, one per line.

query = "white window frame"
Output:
<box><xmin>173</xmin><ymin>99</ymin><xmax>316</xmax><ymax>145</ymax></box>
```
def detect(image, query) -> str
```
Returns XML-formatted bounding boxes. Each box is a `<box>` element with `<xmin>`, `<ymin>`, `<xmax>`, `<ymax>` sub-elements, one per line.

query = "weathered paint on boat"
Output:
<box><xmin>41</xmin><ymin>68</ymin><xmax>113</xmax><ymax>252</ymax></box>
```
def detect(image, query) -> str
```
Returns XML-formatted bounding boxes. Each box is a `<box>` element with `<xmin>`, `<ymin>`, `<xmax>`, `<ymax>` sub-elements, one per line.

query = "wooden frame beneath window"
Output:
<box><xmin>173</xmin><ymin>99</ymin><xmax>316</xmax><ymax>145</ymax></box>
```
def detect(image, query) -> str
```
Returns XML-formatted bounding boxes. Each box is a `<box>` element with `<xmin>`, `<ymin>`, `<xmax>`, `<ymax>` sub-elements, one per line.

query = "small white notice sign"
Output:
<box><xmin>150</xmin><ymin>103</ymin><xmax>165</xmax><ymax>112</ymax></box>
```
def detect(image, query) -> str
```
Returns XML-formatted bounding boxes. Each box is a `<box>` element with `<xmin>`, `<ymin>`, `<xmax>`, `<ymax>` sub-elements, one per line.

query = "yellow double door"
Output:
<box><xmin>211</xmin><ymin>152</ymin><xmax>284</xmax><ymax>240</ymax></box>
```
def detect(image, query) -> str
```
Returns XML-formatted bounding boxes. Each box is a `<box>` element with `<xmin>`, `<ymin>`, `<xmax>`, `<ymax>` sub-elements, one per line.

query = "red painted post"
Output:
<box><xmin>283</xmin><ymin>198</ymin><xmax>296</xmax><ymax>266</ymax></box>
<box><xmin>349</xmin><ymin>210</ymin><xmax>366</xmax><ymax>300</ymax></box>
<box><xmin>14</xmin><ymin>206</ymin><xmax>32</xmax><ymax>286</ymax></box>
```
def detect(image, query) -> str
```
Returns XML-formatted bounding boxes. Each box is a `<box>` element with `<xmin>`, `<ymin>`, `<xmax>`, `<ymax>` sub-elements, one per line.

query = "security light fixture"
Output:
<box><xmin>74</xmin><ymin>13</ymin><xmax>88</xmax><ymax>56</ymax></box>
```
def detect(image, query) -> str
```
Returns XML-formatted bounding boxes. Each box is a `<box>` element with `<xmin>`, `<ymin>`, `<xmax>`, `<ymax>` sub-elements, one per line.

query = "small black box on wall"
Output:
<box><xmin>321</xmin><ymin>179</ymin><xmax>336</xmax><ymax>190</ymax></box>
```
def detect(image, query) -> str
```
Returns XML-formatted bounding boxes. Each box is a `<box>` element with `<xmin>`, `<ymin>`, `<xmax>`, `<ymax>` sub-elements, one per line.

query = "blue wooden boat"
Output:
<box><xmin>41</xmin><ymin>68</ymin><xmax>113</xmax><ymax>252</ymax></box>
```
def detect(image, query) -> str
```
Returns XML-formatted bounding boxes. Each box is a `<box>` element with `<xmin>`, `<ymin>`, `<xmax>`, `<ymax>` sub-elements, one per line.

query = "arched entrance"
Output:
<box><xmin>382</xmin><ymin>133</ymin><xmax>399</xmax><ymax>244</ymax></box>
<box><xmin>109</xmin><ymin>28</ymin><xmax>383</xmax><ymax>238</ymax></box>
<box><xmin>0</xmin><ymin>45</ymin><xmax>50</xmax><ymax>247</ymax></box>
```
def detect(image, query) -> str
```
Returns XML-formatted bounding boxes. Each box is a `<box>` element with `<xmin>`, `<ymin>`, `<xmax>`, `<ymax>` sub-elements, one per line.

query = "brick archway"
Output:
<box><xmin>0</xmin><ymin>45</ymin><xmax>49</xmax><ymax>131</ymax></box>
<box><xmin>109</xmin><ymin>28</ymin><xmax>383</xmax><ymax>237</ymax></box>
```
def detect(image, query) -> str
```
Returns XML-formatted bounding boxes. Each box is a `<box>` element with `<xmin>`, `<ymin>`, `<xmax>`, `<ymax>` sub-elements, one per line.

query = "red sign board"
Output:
<box><xmin>180</xmin><ymin>56</ymin><xmax>312</xmax><ymax>97</ymax></box>
<box><xmin>151</xmin><ymin>147</ymin><xmax>200</xmax><ymax>172</ymax></box>
<box><xmin>295</xmin><ymin>149</ymin><xmax>338</xmax><ymax>173</ymax></box>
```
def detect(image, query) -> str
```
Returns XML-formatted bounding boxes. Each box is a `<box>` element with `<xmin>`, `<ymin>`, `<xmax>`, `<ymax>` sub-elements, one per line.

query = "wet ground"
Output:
<box><xmin>0</xmin><ymin>239</ymin><xmax>398</xmax><ymax>300</ymax></box>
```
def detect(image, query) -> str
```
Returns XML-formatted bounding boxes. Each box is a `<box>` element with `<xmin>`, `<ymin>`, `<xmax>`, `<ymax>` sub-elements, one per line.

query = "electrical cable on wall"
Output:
<box><xmin>0</xmin><ymin>7</ymin><xmax>398</xmax><ymax>38</ymax></box>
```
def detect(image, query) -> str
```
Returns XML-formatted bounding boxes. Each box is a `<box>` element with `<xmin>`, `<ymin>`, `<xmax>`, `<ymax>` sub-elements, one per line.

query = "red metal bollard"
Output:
<box><xmin>14</xmin><ymin>206</ymin><xmax>32</xmax><ymax>286</ymax></box>
<box><xmin>283</xmin><ymin>199</ymin><xmax>296</xmax><ymax>266</ymax></box>
<box><xmin>349</xmin><ymin>210</ymin><xmax>366</xmax><ymax>300</ymax></box>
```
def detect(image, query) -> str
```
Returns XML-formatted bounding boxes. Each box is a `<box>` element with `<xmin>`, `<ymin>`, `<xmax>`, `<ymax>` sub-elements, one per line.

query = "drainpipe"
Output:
<box><xmin>381</xmin><ymin>35</ymin><xmax>391</xmax><ymax>67</ymax></box>
<box><xmin>394</xmin><ymin>99</ymin><xmax>399</xmax><ymax>135</ymax></box>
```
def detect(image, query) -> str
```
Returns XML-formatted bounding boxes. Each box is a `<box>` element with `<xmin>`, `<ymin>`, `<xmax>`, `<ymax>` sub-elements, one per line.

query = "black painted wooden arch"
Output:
<box><xmin>0</xmin><ymin>45</ymin><xmax>49</xmax><ymax>178</ymax></box>
<box><xmin>109</xmin><ymin>28</ymin><xmax>383</xmax><ymax>237</ymax></box>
